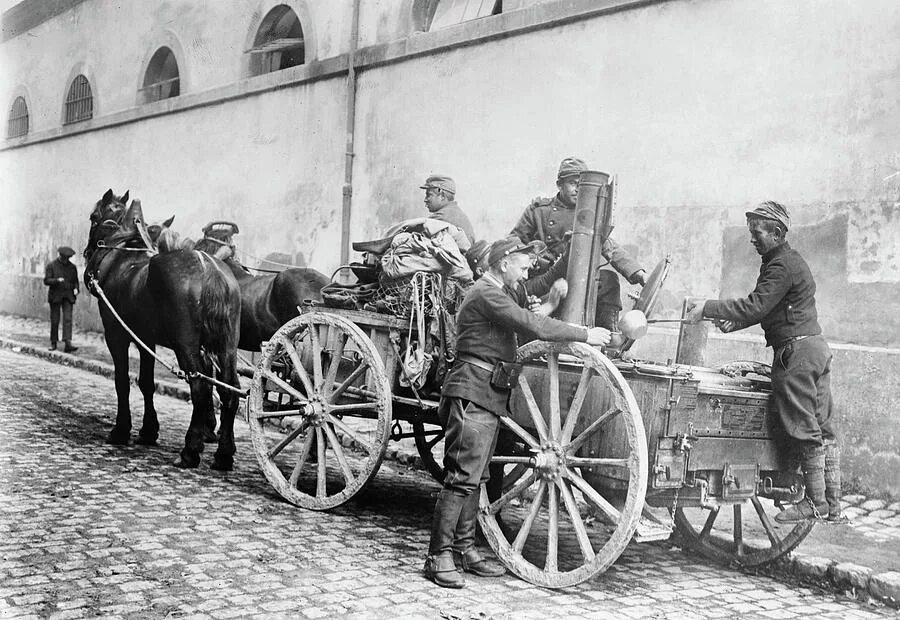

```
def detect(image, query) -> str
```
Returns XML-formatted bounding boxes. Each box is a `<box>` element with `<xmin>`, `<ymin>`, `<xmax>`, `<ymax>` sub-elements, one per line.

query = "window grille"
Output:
<box><xmin>246</xmin><ymin>5</ymin><xmax>305</xmax><ymax>76</ymax></box>
<box><xmin>140</xmin><ymin>47</ymin><xmax>180</xmax><ymax>103</ymax></box>
<box><xmin>7</xmin><ymin>96</ymin><xmax>28</xmax><ymax>138</ymax></box>
<box><xmin>64</xmin><ymin>74</ymin><xmax>93</xmax><ymax>124</ymax></box>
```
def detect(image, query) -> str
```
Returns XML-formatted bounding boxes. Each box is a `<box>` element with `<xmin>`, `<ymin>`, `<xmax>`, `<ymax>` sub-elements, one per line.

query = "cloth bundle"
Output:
<box><xmin>380</xmin><ymin>219</ymin><xmax>472</xmax><ymax>282</ymax></box>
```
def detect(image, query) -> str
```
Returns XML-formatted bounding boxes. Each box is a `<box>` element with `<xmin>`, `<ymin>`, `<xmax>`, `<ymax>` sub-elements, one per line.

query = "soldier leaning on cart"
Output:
<box><xmin>510</xmin><ymin>157</ymin><xmax>648</xmax><ymax>332</ymax></box>
<box><xmin>425</xmin><ymin>236</ymin><xmax>611</xmax><ymax>589</ymax></box>
<box><xmin>684</xmin><ymin>201</ymin><xmax>845</xmax><ymax>524</ymax></box>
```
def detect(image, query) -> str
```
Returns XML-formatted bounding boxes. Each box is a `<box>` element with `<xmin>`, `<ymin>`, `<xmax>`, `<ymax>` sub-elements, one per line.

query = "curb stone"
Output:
<box><xmin>1</xmin><ymin>332</ymin><xmax>897</xmax><ymax>609</ymax></box>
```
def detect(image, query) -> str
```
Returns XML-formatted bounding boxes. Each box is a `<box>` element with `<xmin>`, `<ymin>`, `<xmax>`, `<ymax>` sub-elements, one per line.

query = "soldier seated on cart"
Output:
<box><xmin>425</xmin><ymin>236</ymin><xmax>611</xmax><ymax>589</ymax></box>
<box><xmin>684</xmin><ymin>201</ymin><xmax>845</xmax><ymax>524</ymax></box>
<box><xmin>510</xmin><ymin>157</ymin><xmax>648</xmax><ymax>332</ymax></box>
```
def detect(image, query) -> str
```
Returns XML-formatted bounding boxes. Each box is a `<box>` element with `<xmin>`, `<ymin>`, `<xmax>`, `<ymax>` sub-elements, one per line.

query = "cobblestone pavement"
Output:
<box><xmin>0</xmin><ymin>350</ymin><xmax>894</xmax><ymax>619</ymax></box>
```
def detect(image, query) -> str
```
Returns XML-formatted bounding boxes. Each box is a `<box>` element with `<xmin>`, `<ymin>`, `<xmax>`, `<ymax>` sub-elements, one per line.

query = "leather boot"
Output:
<box><xmin>775</xmin><ymin>445</ymin><xmax>828</xmax><ymax>523</ymax></box>
<box><xmin>49</xmin><ymin>342</ymin><xmax>57</xmax><ymax>351</ymax></box>
<box><xmin>64</xmin><ymin>340</ymin><xmax>78</xmax><ymax>353</ymax></box>
<box><xmin>424</xmin><ymin>490</ymin><xmax>466</xmax><ymax>588</ymax></box>
<box><xmin>824</xmin><ymin>440</ymin><xmax>848</xmax><ymax>524</ymax></box>
<box><xmin>452</xmin><ymin>491</ymin><xmax>505</xmax><ymax>577</ymax></box>
<box><xmin>596</xmin><ymin>304</ymin><xmax>620</xmax><ymax>333</ymax></box>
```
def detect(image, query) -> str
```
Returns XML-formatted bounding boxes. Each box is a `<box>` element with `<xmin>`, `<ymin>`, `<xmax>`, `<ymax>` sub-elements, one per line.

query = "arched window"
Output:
<box><xmin>64</xmin><ymin>74</ymin><xmax>93</xmax><ymax>124</ymax></box>
<box><xmin>247</xmin><ymin>5</ymin><xmax>305</xmax><ymax>76</ymax></box>
<box><xmin>428</xmin><ymin>0</ymin><xmax>502</xmax><ymax>30</ymax></box>
<box><xmin>141</xmin><ymin>47</ymin><xmax>180</xmax><ymax>103</ymax></box>
<box><xmin>7</xmin><ymin>96</ymin><xmax>28</xmax><ymax>138</ymax></box>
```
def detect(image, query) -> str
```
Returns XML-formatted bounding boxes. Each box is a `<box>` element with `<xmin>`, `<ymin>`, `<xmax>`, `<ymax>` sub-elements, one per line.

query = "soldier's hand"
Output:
<box><xmin>527</xmin><ymin>295</ymin><xmax>542</xmax><ymax>314</ymax></box>
<box><xmin>683</xmin><ymin>300</ymin><xmax>706</xmax><ymax>324</ymax></box>
<box><xmin>586</xmin><ymin>327</ymin><xmax>611</xmax><ymax>347</ymax></box>
<box><xmin>57</xmin><ymin>277</ymin><xmax>65</xmax><ymax>283</ymax></box>
<box><xmin>548</xmin><ymin>278</ymin><xmax>568</xmax><ymax>305</ymax></box>
<box><xmin>635</xmin><ymin>270</ymin><xmax>648</xmax><ymax>287</ymax></box>
<box><xmin>715</xmin><ymin>319</ymin><xmax>738</xmax><ymax>333</ymax></box>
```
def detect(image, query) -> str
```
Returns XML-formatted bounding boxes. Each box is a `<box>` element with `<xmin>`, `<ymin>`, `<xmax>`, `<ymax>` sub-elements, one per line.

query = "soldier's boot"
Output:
<box><xmin>452</xmin><ymin>491</ymin><xmax>505</xmax><ymax>578</ymax></box>
<box><xmin>424</xmin><ymin>490</ymin><xmax>467</xmax><ymax>588</ymax></box>
<box><xmin>775</xmin><ymin>445</ymin><xmax>828</xmax><ymax>523</ymax></box>
<box><xmin>63</xmin><ymin>340</ymin><xmax>78</xmax><ymax>353</ymax></box>
<box><xmin>824</xmin><ymin>440</ymin><xmax>849</xmax><ymax>524</ymax></box>
<box><xmin>596</xmin><ymin>304</ymin><xmax>624</xmax><ymax>350</ymax></box>
<box><xmin>48</xmin><ymin>342</ymin><xmax>57</xmax><ymax>351</ymax></box>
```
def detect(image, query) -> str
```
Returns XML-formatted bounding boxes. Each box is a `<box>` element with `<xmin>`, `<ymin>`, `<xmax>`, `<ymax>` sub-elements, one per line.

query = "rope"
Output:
<box><xmin>235</xmin><ymin>249</ymin><xmax>301</xmax><ymax>271</ymax></box>
<box><xmin>88</xmin><ymin>274</ymin><xmax>249</xmax><ymax>397</ymax></box>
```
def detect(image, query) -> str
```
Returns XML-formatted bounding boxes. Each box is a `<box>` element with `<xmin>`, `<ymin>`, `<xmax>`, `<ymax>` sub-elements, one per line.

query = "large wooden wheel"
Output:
<box><xmin>478</xmin><ymin>341</ymin><xmax>648</xmax><ymax>588</ymax></box>
<box><xmin>674</xmin><ymin>498</ymin><xmax>814</xmax><ymax>568</ymax></box>
<box><xmin>248</xmin><ymin>312</ymin><xmax>392</xmax><ymax>510</ymax></box>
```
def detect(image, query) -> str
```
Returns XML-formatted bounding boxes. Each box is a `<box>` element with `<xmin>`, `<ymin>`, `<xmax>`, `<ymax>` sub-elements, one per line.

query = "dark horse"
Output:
<box><xmin>84</xmin><ymin>190</ymin><xmax>242</xmax><ymax>470</ymax></box>
<box><xmin>192</xmin><ymin>223</ymin><xmax>328</xmax><ymax>351</ymax></box>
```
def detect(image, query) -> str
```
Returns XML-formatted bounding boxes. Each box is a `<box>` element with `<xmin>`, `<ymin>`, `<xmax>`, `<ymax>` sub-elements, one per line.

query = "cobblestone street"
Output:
<box><xmin>0</xmin><ymin>349</ymin><xmax>893</xmax><ymax>619</ymax></box>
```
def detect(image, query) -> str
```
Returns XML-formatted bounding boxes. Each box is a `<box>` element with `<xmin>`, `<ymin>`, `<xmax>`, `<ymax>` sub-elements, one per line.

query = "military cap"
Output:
<box><xmin>58</xmin><ymin>246</ymin><xmax>76</xmax><ymax>258</ymax></box>
<box><xmin>488</xmin><ymin>236</ymin><xmax>547</xmax><ymax>267</ymax></box>
<box><xmin>746</xmin><ymin>201</ymin><xmax>790</xmax><ymax>230</ymax></box>
<box><xmin>420</xmin><ymin>175</ymin><xmax>456</xmax><ymax>195</ymax></box>
<box><xmin>557</xmin><ymin>157</ymin><xmax>588</xmax><ymax>180</ymax></box>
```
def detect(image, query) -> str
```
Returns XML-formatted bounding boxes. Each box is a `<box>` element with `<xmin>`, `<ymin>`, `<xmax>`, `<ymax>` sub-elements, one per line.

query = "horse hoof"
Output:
<box><xmin>135</xmin><ymin>435</ymin><xmax>158</xmax><ymax>446</ymax></box>
<box><xmin>211</xmin><ymin>455</ymin><xmax>234</xmax><ymax>471</ymax></box>
<box><xmin>107</xmin><ymin>430</ymin><xmax>130</xmax><ymax>445</ymax></box>
<box><xmin>173</xmin><ymin>455</ymin><xmax>200</xmax><ymax>469</ymax></box>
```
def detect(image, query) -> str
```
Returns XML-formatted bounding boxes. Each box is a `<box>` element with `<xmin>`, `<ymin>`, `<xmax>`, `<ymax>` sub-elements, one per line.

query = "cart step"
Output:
<box><xmin>632</xmin><ymin>516</ymin><xmax>673</xmax><ymax>543</ymax></box>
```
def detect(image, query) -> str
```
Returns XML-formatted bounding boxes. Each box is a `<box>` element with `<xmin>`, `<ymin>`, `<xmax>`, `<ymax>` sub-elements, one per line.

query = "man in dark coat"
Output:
<box><xmin>44</xmin><ymin>246</ymin><xmax>80</xmax><ymax>352</ymax></box>
<box><xmin>684</xmin><ymin>201</ymin><xmax>844</xmax><ymax>524</ymax></box>
<box><xmin>424</xmin><ymin>237</ymin><xmax>611</xmax><ymax>588</ymax></box>
<box><xmin>509</xmin><ymin>157</ymin><xmax>646</xmax><ymax>332</ymax></box>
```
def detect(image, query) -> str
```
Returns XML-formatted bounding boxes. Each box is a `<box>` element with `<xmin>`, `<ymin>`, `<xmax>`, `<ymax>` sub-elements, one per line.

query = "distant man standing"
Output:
<box><xmin>684</xmin><ymin>201</ymin><xmax>844</xmax><ymax>523</ymax></box>
<box><xmin>44</xmin><ymin>246</ymin><xmax>80</xmax><ymax>352</ymax></box>
<box><xmin>510</xmin><ymin>157</ymin><xmax>646</xmax><ymax>331</ymax></box>
<box><xmin>421</xmin><ymin>175</ymin><xmax>475</xmax><ymax>248</ymax></box>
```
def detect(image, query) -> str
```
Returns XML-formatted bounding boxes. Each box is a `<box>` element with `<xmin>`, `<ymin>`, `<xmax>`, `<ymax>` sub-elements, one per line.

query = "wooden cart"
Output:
<box><xmin>246</xmin><ymin>174</ymin><xmax>812</xmax><ymax>588</ymax></box>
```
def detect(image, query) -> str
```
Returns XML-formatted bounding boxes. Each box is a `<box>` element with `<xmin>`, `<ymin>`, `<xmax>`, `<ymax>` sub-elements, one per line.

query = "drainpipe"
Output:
<box><xmin>340</xmin><ymin>0</ymin><xmax>361</xmax><ymax>269</ymax></box>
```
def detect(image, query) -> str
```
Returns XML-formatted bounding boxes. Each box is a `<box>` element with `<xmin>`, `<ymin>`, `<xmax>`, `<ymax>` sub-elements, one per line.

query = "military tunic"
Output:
<box><xmin>702</xmin><ymin>242</ymin><xmax>835</xmax><ymax>446</ymax></box>
<box><xmin>429</xmin><ymin>200</ymin><xmax>475</xmax><ymax>247</ymax></box>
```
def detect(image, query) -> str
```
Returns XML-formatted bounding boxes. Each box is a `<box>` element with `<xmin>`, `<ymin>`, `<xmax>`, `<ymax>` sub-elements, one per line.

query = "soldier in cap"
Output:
<box><xmin>425</xmin><ymin>236</ymin><xmax>611</xmax><ymax>588</ymax></box>
<box><xmin>421</xmin><ymin>175</ymin><xmax>476</xmax><ymax>247</ymax></box>
<box><xmin>510</xmin><ymin>157</ymin><xmax>646</xmax><ymax>332</ymax></box>
<box><xmin>43</xmin><ymin>246</ymin><xmax>80</xmax><ymax>352</ymax></box>
<box><xmin>684</xmin><ymin>201</ymin><xmax>844</xmax><ymax>524</ymax></box>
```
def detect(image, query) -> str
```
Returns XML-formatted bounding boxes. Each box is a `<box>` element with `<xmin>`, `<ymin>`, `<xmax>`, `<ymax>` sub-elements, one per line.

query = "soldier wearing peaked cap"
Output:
<box><xmin>510</xmin><ymin>157</ymin><xmax>647</xmax><ymax>333</ymax></box>
<box><xmin>684</xmin><ymin>201</ymin><xmax>845</xmax><ymax>524</ymax></box>
<box><xmin>424</xmin><ymin>236</ymin><xmax>611</xmax><ymax>589</ymax></box>
<box><xmin>43</xmin><ymin>246</ymin><xmax>80</xmax><ymax>353</ymax></box>
<box><xmin>421</xmin><ymin>175</ymin><xmax>475</xmax><ymax>248</ymax></box>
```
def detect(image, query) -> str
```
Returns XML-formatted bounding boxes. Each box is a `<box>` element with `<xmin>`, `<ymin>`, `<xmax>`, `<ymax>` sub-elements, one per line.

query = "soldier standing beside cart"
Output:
<box><xmin>510</xmin><ymin>157</ymin><xmax>647</xmax><ymax>332</ymax></box>
<box><xmin>425</xmin><ymin>236</ymin><xmax>611</xmax><ymax>588</ymax></box>
<box><xmin>684</xmin><ymin>201</ymin><xmax>845</xmax><ymax>524</ymax></box>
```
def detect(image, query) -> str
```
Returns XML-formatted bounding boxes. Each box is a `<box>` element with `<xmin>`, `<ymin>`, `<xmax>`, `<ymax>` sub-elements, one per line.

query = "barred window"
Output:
<box><xmin>64</xmin><ymin>74</ymin><xmax>93</xmax><ymax>124</ymax></box>
<box><xmin>247</xmin><ymin>5</ymin><xmax>305</xmax><ymax>76</ymax></box>
<box><xmin>140</xmin><ymin>47</ymin><xmax>180</xmax><ymax>103</ymax></box>
<box><xmin>7</xmin><ymin>96</ymin><xmax>28</xmax><ymax>138</ymax></box>
<box><xmin>429</xmin><ymin>0</ymin><xmax>502</xmax><ymax>30</ymax></box>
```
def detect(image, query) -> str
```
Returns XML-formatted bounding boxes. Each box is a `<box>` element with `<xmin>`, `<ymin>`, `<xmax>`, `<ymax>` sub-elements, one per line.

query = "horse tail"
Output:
<box><xmin>198</xmin><ymin>256</ymin><xmax>238</xmax><ymax>352</ymax></box>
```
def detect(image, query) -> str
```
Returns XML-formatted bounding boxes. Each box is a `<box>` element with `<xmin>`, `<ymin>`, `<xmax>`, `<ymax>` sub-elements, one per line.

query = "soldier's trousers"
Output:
<box><xmin>771</xmin><ymin>335</ymin><xmax>837</xmax><ymax>448</ymax></box>
<box><xmin>49</xmin><ymin>300</ymin><xmax>73</xmax><ymax>344</ymax></box>
<box><xmin>438</xmin><ymin>397</ymin><xmax>500</xmax><ymax>496</ymax></box>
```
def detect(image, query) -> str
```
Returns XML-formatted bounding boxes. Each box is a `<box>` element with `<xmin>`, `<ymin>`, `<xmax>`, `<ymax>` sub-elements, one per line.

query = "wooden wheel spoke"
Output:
<box><xmin>288</xmin><ymin>431</ymin><xmax>315</xmax><ymax>487</ymax></box>
<box><xmin>733</xmin><ymin>503</ymin><xmax>744</xmax><ymax>556</ymax></box>
<box><xmin>512</xmin><ymin>480</ymin><xmax>546</xmax><ymax>554</ymax></box>
<box><xmin>490</xmin><ymin>456</ymin><xmax>533</xmax><ymax>465</ymax></box>
<box><xmin>328</xmin><ymin>402</ymin><xmax>378</xmax><ymax>413</ymax></box>
<box><xmin>548</xmin><ymin>353</ymin><xmax>561</xmax><ymax>439</ymax></box>
<box><xmin>517</xmin><ymin>375</ymin><xmax>549</xmax><ymax>444</ymax></box>
<box><xmin>546</xmin><ymin>482</ymin><xmax>559</xmax><ymax>572</ymax></box>
<box><xmin>487</xmin><ymin>471</ymin><xmax>538</xmax><ymax>515</ymax></box>
<box><xmin>323</xmin><ymin>334</ymin><xmax>346</xmax><ymax>398</ymax></box>
<box><xmin>322</xmin><ymin>422</ymin><xmax>354</xmax><ymax>484</ymax></box>
<box><xmin>315</xmin><ymin>427</ymin><xmax>327</xmax><ymax>498</ymax></box>
<box><xmin>325</xmin><ymin>413</ymin><xmax>374</xmax><ymax>454</ymax></box>
<box><xmin>699</xmin><ymin>507</ymin><xmax>719</xmax><ymax>540</ymax></box>
<box><xmin>329</xmin><ymin>362</ymin><xmax>369</xmax><ymax>403</ymax></box>
<box><xmin>566</xmin><ymin>456</ymin><xmax>629</xmax><ymax>468</ymax></box>
<box><xmin>254</xmin><ymin>408</ymin><xmax>304</xmax><ymax>419</ymax></box>
<box><xmin>273</xmin><ymin>334</ymin><xmax>314</xmax><ymax>395</ymax></box>
<box><xmin>262</xmin><ymin>369</ymin><xmax>309</xmax><ymax>404</ymax></box>
<box><xmin>310</xmin><ymin>325</ymin><xmax>324</xmax><ymax>390</ymax></box>
<box><xmin>267</xmin><ymin>420</ymin><xmax>310</xmax><ymax>459</ymax></box>
<box><xmin>751</xmin><ymin>497</ymin><xmax>782</xmax><ymax>547</ymax></box>
<box><xmin>566</xmin><ymin>407</ymin><xmax>620</xmax><ymax>454</ymax></box>
<box><xmin>564</xmin><ymin>466</ymin><xmax>621</xmax><ymax>525</ymax></box>
<box><xmin>499</xmin><ymin>416</ymin><xmax>541</xmax><ymax>451</ymax></box>
<box><xmin>556</xmin><ymin>478</ymin><xmax>595</xmax><ymax>562</ymax></box>
<box><xmin>560</xmin><ymin>366</ymin><xmax>593</xmax><ymax>444</ymax></box>
<box><xmin>504</xmin><ymin>463</ymin><xmax>529</xmax><ymax>489</ymax></box>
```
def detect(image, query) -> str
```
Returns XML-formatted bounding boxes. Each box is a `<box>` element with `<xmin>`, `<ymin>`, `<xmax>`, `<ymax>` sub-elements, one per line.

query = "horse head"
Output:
<box><xmin>84</xmin><ymin>189</ymin><xmax>129</xmax><ymax>262</ymax></box>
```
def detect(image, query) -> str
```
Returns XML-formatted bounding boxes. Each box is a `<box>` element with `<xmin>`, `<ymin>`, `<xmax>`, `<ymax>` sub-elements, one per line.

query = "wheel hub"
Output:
<box><xmin>303</xmin><ymin>396</ymin><xmax>327</xmax><ymax>425</ymax></box>
<box><xmin>531</xmin><ymin>443</ymin><xmax>565</xmax><ymax>481</ymax></box>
